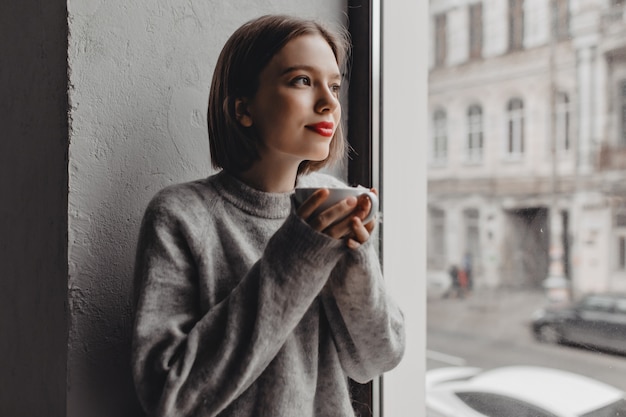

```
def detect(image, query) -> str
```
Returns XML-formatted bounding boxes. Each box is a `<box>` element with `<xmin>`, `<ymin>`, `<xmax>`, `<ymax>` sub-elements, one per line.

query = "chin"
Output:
<box><xmin>307</xmin><ymin>147</ymin><xmax>331</xmax><ymax>162</ymax></box>
<box><xmin>307</xmin><ymin>153</ymin><xmax>330</xmax><ymax>162</ymax></box>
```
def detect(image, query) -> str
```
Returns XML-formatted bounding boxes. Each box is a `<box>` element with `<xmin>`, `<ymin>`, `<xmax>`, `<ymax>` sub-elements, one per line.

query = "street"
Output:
<box><xmin>427</xmin><ymin>289</ymin><xmax>626</xmax><ymax>392</ymax></box>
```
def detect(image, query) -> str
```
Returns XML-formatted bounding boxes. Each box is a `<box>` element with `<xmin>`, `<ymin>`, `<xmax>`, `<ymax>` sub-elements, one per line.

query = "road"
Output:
<box><xmin>427</xmin><ymin>289</ymin><xmax>626</xmax><ymax>391</ymax></box>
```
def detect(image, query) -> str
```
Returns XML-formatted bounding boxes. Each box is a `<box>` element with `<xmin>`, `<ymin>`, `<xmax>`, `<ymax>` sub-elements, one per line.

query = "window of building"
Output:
<box><xmin>467</xmin><ymin>104</ymin><xmax>484</xmax><ymax>162</ymax></box>
<box><xmin>551</xmin><ymin>0</ymin><xmax>569</xmax><ymax>40</ymax></box>
<box><xmin>555</xmin><ymin>92</ymin><xmax>570</xmax><ymax>152</ymax></box>
<box><xmin>619</xmin><ymin>80</ymin><xmax>626</xmax><ymax>146</ymax></box>
<box><xmin>616</xmin><ymin>211</ymin><xmax>626</xmax><ymax>271</ymax></box>
<box><xmin>508</xmin><ymin>0</ymin><xmax>525</xmax><ymax>51</ymax></box>
<box><xmin>464</xmin><ymin>209</ymin><xmax>481</xmax><ymax>288</ymax></box>
<box><xmin>469</xmin><ymin>3</ymin><xmax>483</xmax><ymax>60</ymax></box>
<box><xmin>506</xmin><ymin>98</ymin><xmax>524</xmax><ymax>156</ymax></box>
<box><xmin>429</xmin><ymin>207</ymin><xmax>447</xmax><ymax>270</ymax></box>
<box><xmin>617</xmin><ymin>236</ymin><xmax>626</xmax><ymax>271</ymax></box>
<box><xmin>433</xmin><ymin>109</ymin><xmax>448</xmax><ymax>162</ymax></box>
<box><xmin>434</xmin><ymin>13</ymin><xmax>447</xmax><ymax>67</ymax></box>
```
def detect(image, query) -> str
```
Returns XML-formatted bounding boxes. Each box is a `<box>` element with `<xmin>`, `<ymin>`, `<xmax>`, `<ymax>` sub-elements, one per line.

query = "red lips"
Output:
<box><xmin>307</xmin><ymin>121</ymin><xmax>335</xmax><ymax>137</ymax></box>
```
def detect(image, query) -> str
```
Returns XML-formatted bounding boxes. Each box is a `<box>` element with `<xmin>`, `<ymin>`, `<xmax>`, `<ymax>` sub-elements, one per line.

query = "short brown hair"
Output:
<box><xmin>207</xmin><ymin>14</ymin><xmax>350</xmax><ymax>175</ymax></box>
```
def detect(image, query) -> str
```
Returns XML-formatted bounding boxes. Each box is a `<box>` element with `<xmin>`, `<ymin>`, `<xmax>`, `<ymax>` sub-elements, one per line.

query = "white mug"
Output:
<box><xmin>294</xmin><ymin>186</ymin><xmax>379</xmax><ymax>224</ymax></box>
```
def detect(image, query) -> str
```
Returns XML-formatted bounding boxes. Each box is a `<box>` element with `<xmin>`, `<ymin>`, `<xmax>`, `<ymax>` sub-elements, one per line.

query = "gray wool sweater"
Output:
<box><xmin>132</xmin><ymin>170</ymin><xmax>405</xmax><ymax>417</ymax></box>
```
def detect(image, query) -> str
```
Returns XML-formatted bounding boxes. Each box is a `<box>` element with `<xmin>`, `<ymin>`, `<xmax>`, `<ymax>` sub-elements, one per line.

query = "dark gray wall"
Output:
<box><xmin>0</xmin><ymin>1</ymin><xmax>69</xmax><ymax>416</ymax></box>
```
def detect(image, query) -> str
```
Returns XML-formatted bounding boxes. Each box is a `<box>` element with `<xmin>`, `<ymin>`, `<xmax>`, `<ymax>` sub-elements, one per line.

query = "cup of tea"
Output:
<box><xmin>294</xmin><ymin>186</ymin><xmax>379</xmax><ymax>224</ymax></box>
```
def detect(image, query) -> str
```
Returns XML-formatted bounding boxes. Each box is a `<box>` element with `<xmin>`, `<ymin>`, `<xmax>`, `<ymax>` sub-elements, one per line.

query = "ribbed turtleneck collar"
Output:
<box><xmin>210</xmin><ymin>171</ymin><xmax>294</xmax><ymax>219</ymax></box>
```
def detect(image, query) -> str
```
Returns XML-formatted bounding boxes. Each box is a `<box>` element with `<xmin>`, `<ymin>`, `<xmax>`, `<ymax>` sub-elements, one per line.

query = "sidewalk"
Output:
<box><xmin>427</xmin><ymin>288</ymin><xmax>548</xmax><ymax>341</ymax></box>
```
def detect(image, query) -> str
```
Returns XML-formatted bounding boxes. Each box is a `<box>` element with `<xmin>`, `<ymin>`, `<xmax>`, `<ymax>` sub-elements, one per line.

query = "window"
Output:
<box><xmin>607</xmin><ymin>0</ymin><xmax>625</xmax><ymax>23</ymax></box>
<box><xmin>456</xmin><ymin>392</ymin><xmax>559</xmax><ymax>417</ymax></box>
<box><xmin>467</xmin><ymin>104</ymin><xmax>483</xmax><ymax>161</ymax></box>
<box><xmin>619</xmin><ymin>80</ymin><xmax>626</xmax><ymax>146</ymax></box>
<box><xmin>427</xmin><ymin>1</ymin><xmax>626</xmax><ymax>416</ymax></box>
<box><xmin>581</xmin><ymin>295</ymin><xmax>615</xmax><ymax>312</ymax></box>
<box><xmin>555</xmin><ymin>92</ymin><xmax>570</xmax><ymax>152</ymax></box>
<box><xmin>428</xmin><ymin>207</ymin><xmax>447</xmax><ymax>269</ymax></box>
<box><xmin>464</xmin><ymin>208</ymin><xmax>481</xmax><ymax>277</ymax></box>
<box><xmin>432</xmin><ymin>109</ymin><xmax>448</xmax><ymax>162</ymax></box>
<box><xmin>617</xmin><ymin>210</ymin><xmax>626</xmax><ymax>271</ymax></box>
<box><xmin>509</xmin><ymin>0</ymin><xmax>525</xmax><ymax>51</ymax></box>
<box><xmin>617</xmin><ymin>236</ymin><xmax>626</xmax><ymax>271</ymax></box>
<box><xmin>551</xmin><ymin>0</ymin><xmax>569</xmax><ymax>40</ymax></box>
<box><xmin>434</xmin><ymin>13</ymin><xmax>447</xmax><ymax>67</ymax></box>
<box><xmin>506</xmin><ymin>98</ymin><xmax>524</xmax><ymax>156</ymax></box>
<box><xmin>469</xmin><ymin>3</ymin><xmax>483</xmax><ymax>60</ymax></box>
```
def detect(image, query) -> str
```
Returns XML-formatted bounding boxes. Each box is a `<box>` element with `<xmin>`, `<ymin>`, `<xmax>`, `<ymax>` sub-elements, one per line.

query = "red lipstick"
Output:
<box><xmin>307</xmin><ymin>121</ymin><xmax>335</xmax><ymax>137</ymax></box>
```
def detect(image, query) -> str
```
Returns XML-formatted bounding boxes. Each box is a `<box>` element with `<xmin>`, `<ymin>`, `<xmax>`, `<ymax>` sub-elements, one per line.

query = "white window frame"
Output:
<box><xmin>617</xmin><ymin>79</ymin><xmax>626</xmax><ymax>146</ymax></box>
<box><xmin>434</xmin><ymin>13</ymin><xmax>447</xmax><ymax>67</ymax></box>
<box><xmin>381</xmin><ymin>1</ymin><xmax>426</xmax><ymax>415</ymax></box>
<box><xmin>467</xmin><ymin>104</ymin><xmax>484</xmax><ymax>162</ymax></box>
<box><xmin>428</xmin><ymin>207</ymin><xmax>447</xmax><ymax>269</ymax></box>
<box><xmin>432</xmin><ymin>109</ymin><xmax>448</xmax><ymax>164</ymax></box>
<box><xmin>555</xmin><ymin>92</ymin><xmax>571</xmax><ymax>152</ymax></box>
<box><xmin>506</xmin><ymin>98</ymin><xmax>525</xmax><ymax>158</ymax></box>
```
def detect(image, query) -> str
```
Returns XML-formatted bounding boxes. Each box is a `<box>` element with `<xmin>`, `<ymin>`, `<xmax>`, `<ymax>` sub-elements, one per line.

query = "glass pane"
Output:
<box><xmin>427</xmin><ymin>1</ymin><xmax>626</xmax><ymax>416</ymax></box>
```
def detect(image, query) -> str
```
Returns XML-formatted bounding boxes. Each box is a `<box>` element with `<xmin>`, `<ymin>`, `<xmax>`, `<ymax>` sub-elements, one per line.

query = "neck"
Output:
<box><xmin>236</xmin><ymin>159</ymin><xmax>300</xmax><ymax>193</ymax></box>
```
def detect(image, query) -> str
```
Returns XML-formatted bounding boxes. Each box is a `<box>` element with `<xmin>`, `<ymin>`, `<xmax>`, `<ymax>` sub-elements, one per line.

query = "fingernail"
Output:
<box><xmin>346</xmin><ymin>196</ymin><xmax>357</xmax><ymax>206</ymax></box>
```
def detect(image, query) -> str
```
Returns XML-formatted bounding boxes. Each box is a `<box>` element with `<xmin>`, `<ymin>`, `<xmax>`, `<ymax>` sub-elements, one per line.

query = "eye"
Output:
<box><xmin>291</xmin><ymin>76</ymin><xmax>311</xmax><ymax>86</ymax></box>
<box><xmin>330</xmin><ymin>83</ymin><xmax>341</xmax><ymax>95</ymax></box>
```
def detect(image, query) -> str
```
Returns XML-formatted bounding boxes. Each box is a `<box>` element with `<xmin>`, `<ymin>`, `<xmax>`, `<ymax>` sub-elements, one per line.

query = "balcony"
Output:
<box><xmin>602</xmin><ymin>4</ymin><xmax>626</xmax><ymax>38</ymax></box>
<box><xmin>601</xmin><ymin>4</ymin><xmax>626</xmax><ymax>58</ymax></box>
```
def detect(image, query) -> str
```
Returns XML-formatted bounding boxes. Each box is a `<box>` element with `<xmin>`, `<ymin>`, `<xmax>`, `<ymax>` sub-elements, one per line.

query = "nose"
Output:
<box><xmin>315</xmin><ymin>86</ymin><xmax>340</xmax><ymax>114</ymax></box>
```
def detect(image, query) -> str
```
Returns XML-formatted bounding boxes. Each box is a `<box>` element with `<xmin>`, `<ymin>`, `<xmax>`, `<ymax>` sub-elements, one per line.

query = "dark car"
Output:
<box><xmin>531</xmin><ymin>293</ymin><xmax>626</xmax><ymax>354</ymax></box>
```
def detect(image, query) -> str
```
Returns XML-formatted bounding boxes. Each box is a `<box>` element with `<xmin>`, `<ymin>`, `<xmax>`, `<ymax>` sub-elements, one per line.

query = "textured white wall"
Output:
<box><xmin>67</xmin><ymin>1</ymin><xmax>346</xmax><ymax>415</ymax></box>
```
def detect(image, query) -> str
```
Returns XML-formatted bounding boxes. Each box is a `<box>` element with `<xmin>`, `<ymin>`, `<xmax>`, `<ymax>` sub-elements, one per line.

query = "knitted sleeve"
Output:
<box><xmin>320</xmin><ymin>237</ymin><xmax>406</xmax><ymax>383</ymax></box>
<box><xmin>131</xmin><ymin>190</ymin><xmax>344</xmax><ymax>417</ymax></box>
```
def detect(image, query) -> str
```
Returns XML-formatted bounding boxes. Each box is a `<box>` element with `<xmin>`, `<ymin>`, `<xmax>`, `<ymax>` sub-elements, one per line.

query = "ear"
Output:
<box><xmin>234</xmin><ymin>98</ymin><xmax>253</xmax><ymax>128</ymax></box>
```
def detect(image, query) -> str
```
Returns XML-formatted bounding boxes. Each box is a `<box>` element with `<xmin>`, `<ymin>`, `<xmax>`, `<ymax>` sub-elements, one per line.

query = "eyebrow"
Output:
<box><xmin>280</xmin><ymin>65</ymin><xmax>342</xmax><ymax>80</ymax></box>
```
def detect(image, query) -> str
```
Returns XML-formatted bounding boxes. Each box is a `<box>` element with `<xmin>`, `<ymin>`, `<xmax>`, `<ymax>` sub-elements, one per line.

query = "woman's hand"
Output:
<box><xmin>296</xmin><ymin>188</ymin><xmax>378</xmax><ymax>249</ymax></box>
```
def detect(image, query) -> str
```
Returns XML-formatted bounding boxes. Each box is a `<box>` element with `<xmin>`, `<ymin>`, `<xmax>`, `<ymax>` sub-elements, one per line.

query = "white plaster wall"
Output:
<box><xmin>66</xmin><ymin>1</ymin><xmax>346</xmax><ymax>415</ymax></box>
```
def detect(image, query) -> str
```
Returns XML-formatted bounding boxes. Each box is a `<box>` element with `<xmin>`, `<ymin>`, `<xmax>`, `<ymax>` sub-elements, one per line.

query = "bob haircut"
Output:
<box><xmin>207</xmin><ymin>14</ymin><xmax>351</xmax><ymax>175</ymax></box>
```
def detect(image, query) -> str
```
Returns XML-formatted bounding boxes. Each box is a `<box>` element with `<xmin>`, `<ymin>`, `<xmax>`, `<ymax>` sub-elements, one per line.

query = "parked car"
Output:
<box><xmin>426</xmin><ymin>365</ymin><xmax>626</xmax><ymax>417</ymax></box>
<box><xmin>531</xmin><ymin>293</ymin><xmax>626</xmax><ymax>354</ymax></box>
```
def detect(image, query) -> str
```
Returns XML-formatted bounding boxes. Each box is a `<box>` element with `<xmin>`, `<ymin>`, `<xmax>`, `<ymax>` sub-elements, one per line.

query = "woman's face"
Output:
<box><xmin>238</xmin><ymin>34</ymin><xmax>342</xmax><ymax>167</ymax></box>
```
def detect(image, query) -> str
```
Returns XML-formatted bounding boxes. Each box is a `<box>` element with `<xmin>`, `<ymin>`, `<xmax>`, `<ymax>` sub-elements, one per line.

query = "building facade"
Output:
<box><xmin>428</xmin><ymin>0</ymin><xmax>626</xmax><ymax>296</ymax></box>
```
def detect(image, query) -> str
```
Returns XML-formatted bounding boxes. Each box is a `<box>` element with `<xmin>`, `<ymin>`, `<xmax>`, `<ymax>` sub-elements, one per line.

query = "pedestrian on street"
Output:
<box><xmin>443</xmin><ymin>264</ymin><xmax>464</xmax><ymax>299</ymax></box>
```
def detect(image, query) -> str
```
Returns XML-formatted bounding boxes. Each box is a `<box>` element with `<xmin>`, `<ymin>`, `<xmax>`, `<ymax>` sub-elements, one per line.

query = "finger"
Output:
<box><xmin>310</xmin><ymin>196</ymin><xmax>357</xmax><ymax>233</ymax></box>
<box><xmin>296</xmin><ymin>189</ymin><xmax>329</xmax><ymax>220</ymax></box>
<box><xmin>349</xmin><ymin>216</ymin><xmax>370</xmax><ymax>244</ymax></box>
<box><xmin>322</xmin><ymin>210</ymin><xmax>355</xmax><ymax>239</ymax></box>
<box><xmin>353</xmin><ymin>195</ymin><xmax>372</xmax><ymax>220</ymax></box>
<box><xmin>346</xmin><ymin>238</ymin><xmax>361</xmax><ymax>250</ymax></box>
<box><xmin>363</xmin><ymin>217</ymin><xmax>377</xmax><ymax>233</ymax></box>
